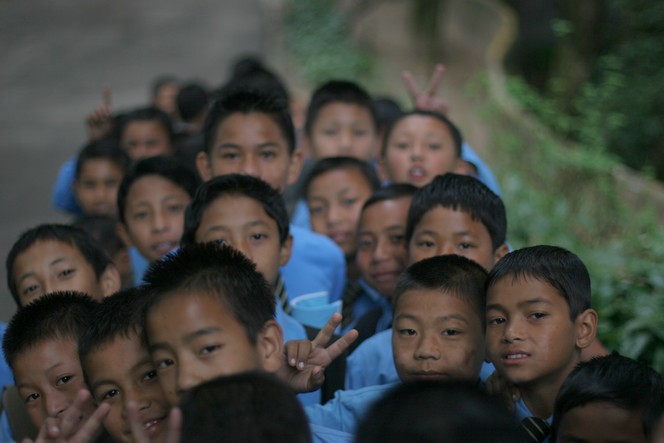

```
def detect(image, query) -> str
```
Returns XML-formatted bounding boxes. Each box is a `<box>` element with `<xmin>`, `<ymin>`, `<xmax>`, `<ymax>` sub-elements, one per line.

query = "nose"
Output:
<box><xmin>326</xmin><ymin>204</ymin><xmax>343</xmax><ymax>227</ymax></box>
<box><xmin>176</xmin><ymin>359</ymin><xmax>203</xmax><ymax>397</ymax></box>
<box><xmin>121</xmin><ymin>388</ymin><xmax>151</xmax><ymax>420</ymax></box>
<box><xmin>43</xmin><ymin>391</ymin><xmax>67</xmax><ymax>419</ymax></box>
<box><xmin>151</xmin><ymin>210</ymin><xmax>168</xmax><ymax>233</ymax></box>
<box><xmin>414</xmin><ymin>333</ymin><xmax>440</xmax><ymax>360</ymax></box>
<box><xmin>502</xmin><ymin>318</ymin><xmax>524</xmax><ymax>343</ymax></box>
<box><xmin>242</xmin><ymin>155</ymin><xmax>260</xmax><ymax>178</ymax></box>
<box><xmin>410</xmin><ymin>142</ymin><xmax>424</xmax><ymax>160</ymax></box>
<box><xmin>373</xmin><ymin>238</ymin><xmax>391</xmax><ymax>262</ymax></box>
<box><xmin>439</xmin><ymin>243</ymin><xmax>456</xmax><ymax>256</ymax></box>
<box><xmin>339</xmin><ymin>130</ymin><xmax>352</xmax><ymax>152</ymax></box>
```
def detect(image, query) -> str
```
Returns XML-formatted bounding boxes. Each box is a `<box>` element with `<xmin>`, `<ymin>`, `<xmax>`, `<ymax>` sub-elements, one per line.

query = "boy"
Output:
<box><xmin>345</xmin><ymin>173</ymin><xmax>508</xmax><ymax>390</ymax></box>
<box><xmin>2</xmin><ymin>292</ymin><xmax>98</xmax><ymax>435</ymax></box>
<box><xmin>347</xmin><ymin>183</ymin><xmax>416</xmax><ymax>344</ymax></box>
<box><xmin>552</xmin><ymin>354</ymin><xmax>664</xmax><ymax>443</ymax></box>
<box><xmin>485</xmin><ymin>245</ymin><xmax>598</xmax><ymax>430</ymax></box>
<box><xmin>303</xmin><ymin>156</ymin><xmax>381</xmax><ymax>280</ymax></box>
<box><xmin>6</xmin><ymin>223</ymin><xmax>121</xmax><ymax>307</ymax></box>
<box><xmin>195</xmin><ymin>89</ymin><xmax>346</xmax><ymax>304</ymax></box>
<box><xmin>79</xmin><ymin>288</ymin><xmax>170</xmax><ymax>443</ymax></box>
<box><xmin>304</xmin><ymin>254</ymin><xmax>490</xmax><ymax>434</ymax></box>
<box><xmin>116</xmin><ymin>155</ymin><xmax>200</xmax><ymax>284</ymax></box>
<box><xmin>302</xmin><ymin>80</ymin><xmax>379</xmax><ymax>162</ymax></box>
<box><xmin>140</xmin><ymin>242</ymin><xmax>356</xmax><ymax>441</ymax></box>
<box><xmin>72</xmin><ymin>139</ymin><xmax>131</xmax><ymax>217</ymax></box>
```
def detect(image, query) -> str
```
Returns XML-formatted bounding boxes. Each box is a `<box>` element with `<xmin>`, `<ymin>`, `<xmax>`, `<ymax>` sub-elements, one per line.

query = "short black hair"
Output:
<box><xmin>381</xmin><ymin>110</ymin><xmax>463</xmax><ymax>158</ymax></box>
<box><xmin>71</xmin><ymin>215</ymin><xmax>126</xmax><ymax>259</ymax></box>
<box><xmin>303</xmin><ymin>156</ymin><xmax>381</xmax><ymax>200</ymax></box>
<box><xmin>552</xmin><ymin>354</ymin><xmax>664</xmax><ymax>441</ymax></box>
<box><xmin>393</xmin><ymin>254</ymin><xmax>488</xmax><ymax>330</ymax></box>
<box><xmin>406</xmin><ymin>173</ymin><xmax>507</xmax><ymax>250</ymax></box>
<box><xmin>304</xmin><ymin>80</ymin><xmax>377</xmax><ymax>136</ymax></box>
<box><xmin>361</xmin><ymin>183</ymin><xmax>417</xmax><ymax>213</ymax></box>
<box><xmin>2</xmin><ymin>291</ymin><xmax>97</xmax><ymax>370</ymax></box>
<box><xmin>486</xmin><ymin>245</ymin><xmax>591</xmax><ymax>320</ymax></box>
<box><xmin>117</xmin><ymin>155</ymin><xmax>201</xmax><ymax>225</ymax></box>
<box><xmin>179</xmin><ymin>371</ymin><xmax>311</xmax><ymax>443</ymax></box>
<box><xmin>78</xmin><ymin>287</ymin><xmax>151</xmax><ymax>387</ymax></box>
<box><xmin>142</xmin><ymin>242</ymin><xmax>275</xmax><ymax>344</ymax></box>
<box><xmin>372</xmin><ymin>97</ymin><xmax>403</xmax><ymax>134</ymax></box>
<box><xmin>6</xmin><ymin>224</ymin><xmax>113</xmax><ymax>306</ymax></box>
<box><xmin>74</xmin><ymin>138</ymin><xmax>131</xmax><ymax>180</ymax></box>
<box><xmin>219</xmin><ymin>56</ymin><xmax>291</xmax><ymax>104</ymax></box>
<box><xmin>115</xmin><ymin>107</ymin><xmax>175</xmax><ymax>144</ymax></box>
<box><xmin>355</xmin><ymin>380</ymin><xmax>520</xmax><ymax>443</ymax></box>
<box><xmin>203</xmin><ymin>89</ymin><xmax>296</xmax><ymax>155</ymax></box>
<box><xmin>181</xmin><ymin>174</ymin><xmax>289</xmax><ymax>247</ymax></box>
<box><xmin>176</xmin><ymin>83</ymin><xmax>209</xmax><ymax>122</ymax></box>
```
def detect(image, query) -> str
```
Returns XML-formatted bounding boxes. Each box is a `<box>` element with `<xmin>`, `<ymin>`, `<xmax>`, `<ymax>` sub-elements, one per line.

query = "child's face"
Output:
<box><xmin>392</xmin><ymin>288</ymin><xmax>485</xmax><ymax>383</ymax></box>
<box><xmin>12</xmin><ymin>239</ymin><xmax>107</xmax><ymax>306</ymax></box>
<box><xmin>194</xmin><ymin>194</ymin><xmax>292</xmax><ymax>287</ymax></box>
<box><xmin>13</xmin><ymin>339</ymin><xmax>95</xmax><ymax>431</ymax></box>
<box><xmin>356</xmin><ymin>197</ymin><xmax>411</xmax><ymax>297</ymax></box>
<box><xmin>121</xmin><ymin>121</ymin><xmax>172</xmax><ymax>161</ymax></box>
<box><xmin>146</xmin><ymin>293</ymin><xmax>282</xmax><ymax>406</ymax></box>
<box><xmin>120</xmin><ymin>175</ymin><xmax>191</xmax><ymax>263</ymax></box>
<box><xmin>199</xmin><ymin>113</ymin><xmax>302</xmax><ymax>192</ymax></box>
<box><xmin>308</xmin><ymin>103</ymin><xmax>377</xmax><ymax>161</ymax></box>
<box><xmin>73</xmin><ymin>159</ymin><xmax>124</xmax><ymax>216</ymax></box>
<box><xmin>555</xmin><ymin>402</ymin><xmax>647</xmax><ymax>443</ymax></box>
<box><xmin>380</xmin><ymin>115</ymin><xmax>458</xmax><ymax>187</ymax></box>
<box><xmin>409</xmin><ymin>206</ymin><xmax>505</xmax><ymax>271</ymax></box>
<box><xmin>307</xmin><ymin>168</ymin><xmax>374</xmax><ymax>257</ymax></box>
<box><xmin>85</xmin><ymin>334</ymin><xmax>170</xmax><ymax>443</ymax></box>
<box><xmin>485</xmin><ymin>277</ymin><xmax>586</xmax><ymax>391</ymax></box>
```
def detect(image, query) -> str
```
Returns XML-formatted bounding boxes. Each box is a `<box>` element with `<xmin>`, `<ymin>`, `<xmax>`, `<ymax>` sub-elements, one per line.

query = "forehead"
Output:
<box><xmin>84</xmin><ymin>334</ymin><xmax>147</xmax><ymax>382</ymax></box>
<box><xmin>391</xmin><ymin>115</ymin><xmax>452</xmax><ymax>137</ymax></box>
<box><xmin>126</xmin><ymin>175</ymin><xmax>187</xmax><ymax>201</ymax></box>
<box><xmin>79</xmin><ymin>158</ymin><xmax>122</xmax><ymax>174</ymax></box>
<box><xmin>360</xmin><ymin>197</ymin><xmax>412</xmax><ymax>230</ymax></box>
<box><xmin>214</xmin><ymin>112</ymin><xmax>288</xmax><ymax>146</ymax></box>
<box><xmin>309</xmin><ymin>168</ymin><xmax>373</xmax><ymax>196</ymax></box>
<box><xmin>199</xmin><ymin>194</ymin><xmax>278</xmax><ymax>229</ymax></box>
<box><xmin>14</xmin><ymin>338</ymin><xmax>79</xmax><ymax>377</ymax></box>
<box><xmin>14</xmin><ymin>239</ymin><xmax>87</xmax><ymax>273</ymax></box>
<box><xmin>486</xmin><ymin>275</ymin><xmax>567</xmax><ymax>310</ymax></box>
<box><xmin>122</xmin><ymin>120</ymin><xmax>167</xmax><ymax>137</ymax></box>
<box><xmin>415</xmin><ymin>206</ymin><xmax>489</xmax><ymax>237</ymax></box>
<box><xmin>314</xmin><ymin>102</ymin><xmax>374</xmax><ymax>126</ymax></box>
<box><xmin>395</xmin><ymin>288</ymin><xmax>481</xmax><ymax>324</ymax></box>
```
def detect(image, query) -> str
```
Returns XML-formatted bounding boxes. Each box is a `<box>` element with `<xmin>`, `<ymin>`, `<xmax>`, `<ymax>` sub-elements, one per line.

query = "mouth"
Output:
<box><xmin>370</xmin><ymin>270</ymin><xmax>400</xmax><ymax>283</ymax></box>
<box><xmin>410</xmin><ymin>371</ymin><xmax>447</xmax><ymax>381</ymax></box>
<box><xmin>151</xmin><ymin>241</ymin><xmax>178</xmax><ymax>257</ymax></box>
<box><xmin>408</xmin><ymin>166</ymin><xmax>427</xmax><ymax>181</ymax></box>
<box><xmin>142</xmin><ymin>415</ymin><xmax>167</xmax><ymax>438</ymax></box>
<box><xmin>502</xmin><ymin>351</ymin><xmax>530</xmax><ymax>365</ymax></box>
<box><xmin>329</xmin><ymin>231</ymin><xmax>350</xmax><ymax>245</ymax></box>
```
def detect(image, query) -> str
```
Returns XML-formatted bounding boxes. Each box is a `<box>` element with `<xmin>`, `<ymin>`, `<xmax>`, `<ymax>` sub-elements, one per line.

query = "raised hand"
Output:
<box><xmin>282</xmin><ymin>313</ymin><xmax>358</xmax><ymax>393</ymax></box>
<box><xmin>85</xmin><ymin>84</ymin><xmax>114</xmax><ymax>142</ymax></box>
<box><xmin>402</xmin><ymin>63</ymin><xmax>450</xmax><ymax>115</ymax></box>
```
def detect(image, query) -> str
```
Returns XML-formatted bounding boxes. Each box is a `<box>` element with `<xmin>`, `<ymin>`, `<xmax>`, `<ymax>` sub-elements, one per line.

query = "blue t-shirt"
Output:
<box><xmin>52</xmin><ymin>158</ymin><xmax>83</xmax><ymax>214</ymax></box>
<box><xmin>0</xmin><ymin>323</ymin><xmax>16</xmax><ymax>443</ymax></box>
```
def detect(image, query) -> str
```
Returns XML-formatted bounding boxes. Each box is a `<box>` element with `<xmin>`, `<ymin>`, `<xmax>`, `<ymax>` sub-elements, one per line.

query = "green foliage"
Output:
<box><xmin>284</xmin><ymin>0</ymin><xmax>375</xmax><ymax>86</ymax></box>
<box><xmin>473</xmin><ymin>74</ymin><xmax>664</xmax><ymax>371</ymax></box>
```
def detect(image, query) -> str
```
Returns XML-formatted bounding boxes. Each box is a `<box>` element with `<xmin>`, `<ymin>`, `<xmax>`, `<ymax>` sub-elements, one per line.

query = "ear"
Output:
<box><xmin>195</xmin><ymin>151</ymin><xmax>213</xmax><ymax>182</ymax></box>
<box><xmin>286</xmin><ymin>149</ymin><xmax>304</xmax><ymax>187</ymax></box>
<box><xmin>257</xmin><ymin>320</ymin><xmax>284</xmax><ymax>374</ymax></box>
<box><xmin>574</xmin><ymin>308</ymin><xmax>598</xmax><ymax>350</ymax></box>
<box><xmin>99</xmin><ymin>264</ymin><xmax>121</xmax><ymax>297</ymax></box>
<box><xmin>279</xmin><ymin>234</ymin><xmax>293</xmax><ymax>267</ymax></box>
<box><xmin>493</xmin><ymin>242</ymin><xmax>510</xmax><ymax>264</ymax></box>
<box><xmin>116</xmin><ymin>222</ymin><xmax>133</xmax><ymax>248</ymax></box>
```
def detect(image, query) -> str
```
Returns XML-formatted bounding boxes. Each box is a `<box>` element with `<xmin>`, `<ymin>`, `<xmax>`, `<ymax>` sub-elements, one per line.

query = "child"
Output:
<box><xmin>347</xmin><ymin>183</ymin><xmax>416</xmax><ymax>344</ymax></box>
<box><xmin>5</xmin><ymin>223</ymin><xmax>121</xmax><ymax>307</ymax></box>
<box><xmin>140</xmin><ymin>242</ymin><xmax>356</xmax><ymax>441</ymax></box>
<box><xmin>72</xmin><ymin>139</ymin><xmax>131</xmax><ymax>217</ymax></box>
<box><xmin>150</xmin><ymin>76</ymin><xmax>180</xmax><ymax>120</ymax></box>
<box><xmin>2</xmin><ymin>292</ymin><xmax>98</xmax><ymax>435</ymax></box>
<box><xmin>71</xmin><ymin>215</ymin><xmax>134</xmax><ymax>289</ymax></box>
<box><xmin>179</xmin><ymin>372</ymin><xmax>311</xmax><ymax>443</ymax></box>
<box><xmin>551</xmin><ymin>354</ymin><xmax>664</xmax><ymax>443</ymax></box>
<box><xmin>304</xmin><ymin>254</ymin><xmax>490</xmax><ymax>434</ymax></box>
<box><xmin>485</xmin><ymin>245</ymin><xmax>599</xmax><ymax>430</ymax></box>
<box><xmin>78</xmin><ymin>287</ymin><xmax>170</xmax><ymax>443</ymax></box>
<box><xmin>303</xmin><ymin>156</ymin><xmax>381</xmax><ymax>279</ymax></box>
<box><xmin>195</xmin><ymin>89</ymin><xmax>346</xmax><ymax>304</ymax></box>
<box><xmin>345</xmin><ymin>173</ymin><xmax>508</xmax><ymax>390</ymax></box>
<box><xmin>355</xmin><ymin>381</ymin><xmax>521</xmax><ymax>443</ymax></box>
<box><xmin>116</xmin><ymin>155</ymin><xmax>200</xmax><ymax>283</ymax></box>
<box><xmin>302</xmin><ymin>80</ymin><xmax>379</xmax><ymax>162</ymax></box>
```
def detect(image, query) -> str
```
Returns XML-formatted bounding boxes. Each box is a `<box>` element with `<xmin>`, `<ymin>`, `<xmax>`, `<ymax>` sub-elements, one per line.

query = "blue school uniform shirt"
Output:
<box><xmin>0</xmin><ymin>323</ymin><xmax>16</xmax><ymax>443</ymax></box>
<box><xmin>310</xmin><ymin>424</ymin><xmax>353</xmax><ymax>443</ymax></box>
<box><xmin>345</xmin><ymin>328</ymin><xmax>496</xmax><ymax>390</ymax></box>
<box><xmin>515</xmin><ymin>399</ymin><xmax>552</xmax><ymax>442</ymax></box>
<box><xmin>342</xmin><ymin>279</ymin><xmax>391</xmax><ymax>333</ymax></box>
<box><xmin>461</xmin><ymin>143</ymin><xmax>501</xmax><ymax>195</ymax></box>
<box><xmin>52</xmin><ymin>158</ymin><xmax>83</xmax><ymax>214</ymax></box>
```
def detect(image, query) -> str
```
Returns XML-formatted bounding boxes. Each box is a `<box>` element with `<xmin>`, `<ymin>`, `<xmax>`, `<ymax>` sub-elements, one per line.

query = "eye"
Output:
<box><xmin>22</xmin><ymin>284</ymin><xmax>40</xmax><ymax>296</ymax></box>
<box><xmin>458</xmin><ymin>242</ymin><xmax>473</xmax><ymax>250</ymax></box>
<box><xmin>221</xmin><ymin>152</ymin><xmax>239</xmax><ymax>160</ymax></box>
<box><xmin>353</xmin><ymin>129</ymin><xmax>368</xmax><ymax>137</ymax></box>
<box><xmin>156</xmin><ymin>359</ymin><xmax>174</xmax><ymax>371</ymax></box>
<box><xmin>142</xmin><ymin>370</ymin><xmax>158</xmax><ymax>382</ymax></box>
<box><xmin>250</xmin><ymin>233</ymin><xmax>267</xmax><ymax>241</ymax></box>
<box><xmin>309</xmin><ymin>205</ymin><xmax>325</xmax><ymax>215</ymax></box>
<box><xmin>487</xmin><ymin>317</ymin><xmax>506</xmax><ymax>326</ymax></box>
<box><xmin>58</xmin><ymin>268</ymin><xmax>75</xmax><ymax>278</ymax></box>
<box><xmin>529</xmin><ymin>312</ymin><xmax>547</xmax><ymax>320</ymax></box>
<box><xmin>56</xmin><ymin>375</ymin><xmax>73</xmax><ymax>386</ymax></box>
<box><xmin>259</xmin><ymin>150</ymin><xmax>277</xmax><ymax>159</ymax></box>
<box><xmin>167</xmin><ymin>204</ymin><xmax>185</xmax><ymax>214</ymax></box>
<box><xmin>24</xmin><ymin>393</ymin><xmax>40</xmax><ymax>404</ymax></box>
<box><xmin>357</xmin><ymin>238</ymin><xmax>374</xmax><ymax>250</ymax></box>
<box><xmin>132</xmin><ymin>211</ymin><xmax>149</xmax><ymax>221</ymax></box>
<box><xmin>389</xmin><ymin>234</ymin><xmax>405</xmax><ymax>244</ymax></box>
<box><xmin>101</xmin><ymin>389</ymin><xmax>120</xmax><ymax>401</ymax></box>
<box><xmin>428</xmin><ymin>143</ymin><xmax>442</xmax><ymax>151</ymax></box>
<box><xmin>342</xmin><ymin>198</ymin><xmax>357</xmax><ymax>207</ymax></box>
<box><xmin>214</xmin><ymin>239</ymin><xmax>229</xmax><ymax>246</ymax></box>
<box><xmin>442</xmin><ymin>329</ymin><xmax>461</xmax><ymax>337</ymax></box>
<box><xmin>398</xmin><ymin>329</ymin><xmax>417</xmax><ymax>336</ymax></box>
<box><xmin>322</xmin><ymin>129</ymin><xmax>338</xmax><ymax>136</ymax></box>
<box><xmin>200</xmin><ymin>344</ymin><xmax>221</xmax><ymax>355</ymax></box>
<box><xmin>394</xmin><ymin>142</ymin><xmax>409</xmax><ymax>150</ymax></box>
<box><xmin>416</xmin><ymin>240</ymin><xmax>434</xmax><ymax>248</ymax></box>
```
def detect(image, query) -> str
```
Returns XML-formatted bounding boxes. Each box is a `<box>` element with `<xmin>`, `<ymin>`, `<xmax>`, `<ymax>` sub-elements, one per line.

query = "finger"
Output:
<box><xmin>102</xmin><ymin>83</ymin><xmax>112</xmax><ymax>109</ymax></box>
<box><xmin>127</xmin><ymin>401</ymin><xmax>151</xmax><ymax>443</ymax></box>
<box><xmin>284</xmin><ymin>340</ymin><xmax>299</xmax><ymax>367</ymax></box>
<box><xmin>70</xmin><ymin>403</ymin><xmax>110</xmax><ymax>443</ymax></box>
<box><xmin>311</xmin><ymin>312</ymin><xmax>343</xmax><ymax>348</ymax></box>
<box><xmin>322</xmin><ymin>328</ymin><xmax>359</xmax><ymax>365</ymax></box>
<box><xmin>307</xmin><ymin>366</ymin><xmax>325</xmax><ymax>391</ymax></box>
<box><xmin>401</xmin><ymin>70</ymin><xmax>422</xmax><ymax>103</ymax></box>
<box><xmin>59</xmin><ymin>389</ymin><xmax>92</xmax><ymax>437</ymax></box>
<box><xmin>295</xmin><ymin>341</ymin><xmax>312</xmax><ymax>370</ymax></box>
<box><xmin>164</xmin><ymin>407</ymin><xmax>183</xmax><ymax>443</ymax></box>
<box><xmin>425</xmin><ymin>64</ymin><xmax>445</xmax><ymax>96</ymax></box>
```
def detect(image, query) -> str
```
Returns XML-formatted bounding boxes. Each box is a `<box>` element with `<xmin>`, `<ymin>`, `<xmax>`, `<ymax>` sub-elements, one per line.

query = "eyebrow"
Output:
<box><xmin>486</xmin><ymin>298</ymin><xmax>553</xmax><ymax>312</ymax></box>
<box><xmin>182</xmin><ymin>326</ymin><xmax>223</xmax><ymax>345</ymax></box>
<box><xmin>217</xmin><ymin>142</ymin><xmax>281</xmax><ymax>150</ymax></box>
<box><xmin>90</xmin><ymin>355</ymin><xmax>154</xmax><ymax>392</ymax></box>
<box><xmin>395</xmin><ymin>313</ymin><xmax>469</xmax><ymax>325</ymax></box>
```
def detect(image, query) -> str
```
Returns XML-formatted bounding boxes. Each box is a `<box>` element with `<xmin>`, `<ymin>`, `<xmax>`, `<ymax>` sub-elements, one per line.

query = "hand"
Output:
<box><xmin>282</xmin><ymin>313</ymin><xmax>358</xmax><ymax>393</ymax></box>
<box><xmin>127</xmin><ymin>402</ymin><xmax>182</xmax><ymax>443</ymax></box>
<box><xmin>23</xmin><ymin>390</ymin><xmax>109</xmax><ymax>443</ymax></box>
<box><xmin>85</xmin><ymin>84</ymin><xmax>114</xmax><ymax>142</ymax></box>
<box><xmin>402</xmin><ymin>63</ymin><xmax>450</xmax><ymax>115</ymax></box>
<box><xmin>484</xmin><ymin>369</ymin><xmax>520</xmax><ymax>414</ymax></box>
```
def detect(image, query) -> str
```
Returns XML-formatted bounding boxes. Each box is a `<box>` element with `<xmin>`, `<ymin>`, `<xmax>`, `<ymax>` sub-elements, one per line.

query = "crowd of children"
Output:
<box><xmin>0</xmin><ymin>57</ymin><xmax>662</xmax><ymax>443</ymax></box>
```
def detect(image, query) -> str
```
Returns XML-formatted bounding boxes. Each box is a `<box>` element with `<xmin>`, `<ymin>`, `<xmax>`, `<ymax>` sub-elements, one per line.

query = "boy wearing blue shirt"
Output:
<box><xmin>195</xmin><ymin>89</ymin><xmax>346</xmax><ymax>305</ymax></box>
<box><xmin>485</xmin><ymin>245</ymin><xmax>598</xmax><ymax>439</ymax></box>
